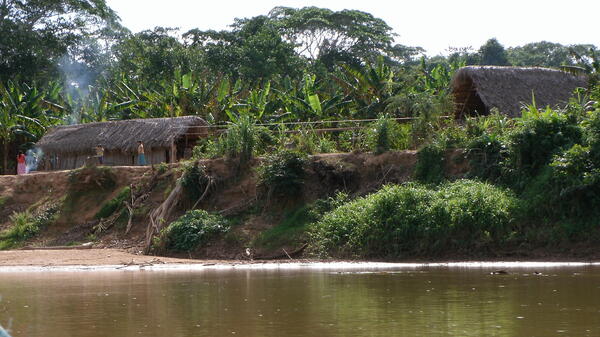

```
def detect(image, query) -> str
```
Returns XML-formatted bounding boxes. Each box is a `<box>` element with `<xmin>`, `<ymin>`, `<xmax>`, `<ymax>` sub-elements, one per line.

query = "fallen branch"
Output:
<box><xmin>192</xmin><ymin>176</ymin><xmax>215</xmax><ymax>210</ymax></box>
<box><xmin>116</xmin><ymin>257</ymin><xmax>165</xmax><ymax>269</ymax></box>
<box><xmin>282</xmin><ymin>248</ymin><xmax>293</xmax><ymax>260</ymax></box>
<box><xmin>254</xmin><ymin>243</ymin><xmax>308</xmax><ymax>260</ymax></box>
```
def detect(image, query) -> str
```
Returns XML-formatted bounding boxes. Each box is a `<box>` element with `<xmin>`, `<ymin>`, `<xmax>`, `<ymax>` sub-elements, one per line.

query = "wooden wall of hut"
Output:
<box><xmin>45</xmin><ymin>147</ymin><xmax>171</xmax><ymax>170</ymax></box>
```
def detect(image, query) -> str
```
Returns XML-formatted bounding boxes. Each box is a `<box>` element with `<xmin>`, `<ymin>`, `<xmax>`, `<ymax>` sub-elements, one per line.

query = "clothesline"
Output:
<box><xmin>169</xmin><ymin>116</ymin><xmax>451</xmax><ymax>129</ymax></box>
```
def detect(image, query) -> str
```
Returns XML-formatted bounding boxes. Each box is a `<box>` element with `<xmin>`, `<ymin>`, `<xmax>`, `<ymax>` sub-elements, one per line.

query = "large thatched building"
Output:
<box><xmin>37</xmin><ymin>116</ymin><xmax>208</xmax><ymax>170</ymax></box>
<box><xmin>451</xmin><ymin>66</ymin><xmax>588</xmax><ymax>117</ymax></box>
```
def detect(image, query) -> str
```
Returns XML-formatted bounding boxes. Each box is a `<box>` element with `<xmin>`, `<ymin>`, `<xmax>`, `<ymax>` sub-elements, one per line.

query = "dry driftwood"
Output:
<box><xmin>143</xmin><ymin>166</ymin><xmax>219</xmax><ymax>254</ymax></box>
<box><xmin>143</xmin><ymin>182</ymin><xmax>183</xmax><ymax>254</ymax></box>
<box><xmin>254</xmin><ymin>243</ymin><xmax>308</xmax><ymax>260</ymax></box>
<box><xmin>191</xmin><ymin>176</ymin><xmax>215</xmax><ymax>210</ymax></box>
<box><xmin>94</xmin><ymin>210</ymin><xmax>123</xmax><ymax>234</ymax></box>
<box><xmin>124</xmin><ymin>168</ymin><xmax>171</xmax><ymax>234</ymax></box>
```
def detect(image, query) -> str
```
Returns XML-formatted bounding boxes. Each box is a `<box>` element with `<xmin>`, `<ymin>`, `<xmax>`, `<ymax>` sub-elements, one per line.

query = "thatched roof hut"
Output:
<box><xmin>451</xmin><ymin>66</ymin><xmax>588</xmax><ymax>117</ymax></box>
<box><xmin>37</xmin><ymin>116</ymin><xmax>208</xmax><ymax>170</ymax></box>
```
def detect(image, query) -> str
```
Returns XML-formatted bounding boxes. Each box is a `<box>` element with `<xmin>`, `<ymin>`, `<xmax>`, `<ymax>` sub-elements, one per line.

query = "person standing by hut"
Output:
<box><xmin>16</xmin><ymin>151</ymin><xmax>26</xmax><ymax>175</ymax></box>
<box><xmin>95</xmin><ymin>145</ymin><xmax>104</xmax><ymax>165</ymax></box>
<box><xmin>137</xmin><ymin>141</ymin><xmax>146</xmax><ymax>166</ymax></box>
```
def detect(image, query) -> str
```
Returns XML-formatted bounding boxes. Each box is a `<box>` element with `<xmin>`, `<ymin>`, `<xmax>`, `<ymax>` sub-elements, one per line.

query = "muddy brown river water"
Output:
<box><xmin>0</xmin><ymin>263</ymin><xmax>599</xmax><ymax>337</ymax></box>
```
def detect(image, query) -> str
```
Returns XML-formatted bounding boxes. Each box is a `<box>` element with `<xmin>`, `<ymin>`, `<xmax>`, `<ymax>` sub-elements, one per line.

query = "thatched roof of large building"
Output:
<box><xmin>451</xmin><ymin>66</ymin><xmax>588</xmax><ymax>117</ymax></box>
<box><xmin>37</xmin><ymin>116</ymin><xmax>208</xmax><ymax>154</ymax></box>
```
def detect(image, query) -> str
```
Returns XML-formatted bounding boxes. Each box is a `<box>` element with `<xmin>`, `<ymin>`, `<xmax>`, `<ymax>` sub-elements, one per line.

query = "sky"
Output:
<box><xmin>105</xmin><ymin>0</ymin><xmax>600</xmax><ymax>55</ymax></box>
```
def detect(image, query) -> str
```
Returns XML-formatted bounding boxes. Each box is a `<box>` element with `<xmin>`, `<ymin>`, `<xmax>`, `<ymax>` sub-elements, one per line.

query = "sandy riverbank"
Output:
<box><xmin>1</xmin><ymin>248</ymin><xmax>599</xmax><ymax>273</ymax></box>
<box><xmin>0</xmin><ymin>248</ymin><xmax>223</xmax><ymax>267</ymax></box>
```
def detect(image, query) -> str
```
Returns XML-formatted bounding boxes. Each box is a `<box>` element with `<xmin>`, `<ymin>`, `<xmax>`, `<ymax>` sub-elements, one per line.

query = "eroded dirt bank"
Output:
<box><xmin>0</xmin><ymin>150</ymin><xmax>467</xmax><ymax>261</ymax></box>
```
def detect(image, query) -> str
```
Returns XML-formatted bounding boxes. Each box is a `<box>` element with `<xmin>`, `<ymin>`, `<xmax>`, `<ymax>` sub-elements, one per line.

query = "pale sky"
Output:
<box><xmin>105</xmin><ymin>0</ymin><xmax>600</xmax><ymax>55</ymax></box>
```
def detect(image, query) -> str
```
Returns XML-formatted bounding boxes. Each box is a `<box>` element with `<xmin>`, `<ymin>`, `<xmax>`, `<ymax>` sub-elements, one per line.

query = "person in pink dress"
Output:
<box><xmin>17</xmin><ymin>151</ymin><xmax>26</xmax><ymax>175</ymax></box>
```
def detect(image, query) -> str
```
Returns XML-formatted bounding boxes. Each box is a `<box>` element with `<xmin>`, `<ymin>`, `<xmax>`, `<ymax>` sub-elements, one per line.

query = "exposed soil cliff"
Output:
<box><xmin>0</xmin><ymin>150</ymin><xmax>468</xmax><ymax>259</ymax></box>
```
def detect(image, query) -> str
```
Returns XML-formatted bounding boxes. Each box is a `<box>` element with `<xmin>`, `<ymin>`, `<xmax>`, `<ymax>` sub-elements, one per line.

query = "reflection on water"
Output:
<box><xmin>0</xmin><ymin>264</ymin><xmax>599</xmax><ymax>337</ymax></box>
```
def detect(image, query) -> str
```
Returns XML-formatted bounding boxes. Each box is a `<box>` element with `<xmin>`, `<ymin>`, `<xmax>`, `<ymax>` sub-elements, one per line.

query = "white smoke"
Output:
<box><xmin>57</xmin><ymin>55</ymin><xmax>97</xmax><ymax>125</ymax></box>
<box><xmin>25</xmin><ymin>147</ymin><xmax>44</xmax><ymax>173</ymax></box>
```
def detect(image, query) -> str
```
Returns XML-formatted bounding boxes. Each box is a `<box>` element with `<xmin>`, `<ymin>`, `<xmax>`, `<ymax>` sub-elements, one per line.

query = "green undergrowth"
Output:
<box><xmin>154</xmin><ymin>210</ymin><xmax>230</xmax><ymax>252</ymax></box>
<box><xmin>254</xmin><ymin>192</ymin><xmax>350</xmax><ymax>250</ymax></box>
<box><xmin>0</xmin><ymin>203</ymin><xmax>60</xmax><ymax>250</ymax></box>
<box><xmin>466</xmin><ymin>107</ymin><xmax>600</xmax><ymax>222</ymax></box>
<box><xmin>309</xmin><ymin>180</ymin><xmax>519</xmax><ymax>259</ymax></box>
<box><xmin>180</xmin><ymin>161</ymin><xmax>210</xmax><ymax>201</ymax></box>
<box><xmin>367</xmin><ymin>114</ymin><xmax>411</xmax><ymax>154</ymax></box>
<box><xmin>95</xmin><ymin>186</ymin><xmax>131</xmax><ymax>219</ymax></box>
<box><xmin>414</xmin><ymin>142</ymin><xmax>446</xmax><ymax>184</ymax></box>
<box><xmin>0</xmin><ymin>196</ymin><xmax>8</xmax><ymax>208</ymax></box>
<box><xmin>257</xmin><ymin>150</ymin><xmax>307</xmax><ymax>199</ymax></box>
<box><xmin>253</xmin><ymin>206</ymin><xmax>312</xmax><ymax>250</ymax></box>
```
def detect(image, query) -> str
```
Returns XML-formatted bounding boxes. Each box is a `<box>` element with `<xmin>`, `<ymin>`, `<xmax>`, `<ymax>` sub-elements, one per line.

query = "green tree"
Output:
<box><xmin>507</xmin><ymin>41</ymin><xmax>574</xmax><ymax>67</ymax></box>
<box><xmin>0</xmin><ymin>0</ymin><xmax>121</xmax><ymax>82</ymax></box>
<box><xmin>268</xmin><ymin>7</ymin><xmax>395</xmax><ymax>66</ymax></box>
<box><xmin>184</xmin><ymin>16</ymin><xmax>304</xmax><ymax>81</ymax></box>
<box><xmin>478</xmin><ymin>38</ymin><xmax>509</xmax><ymax>66</ymax></box>
<box><xmin>110</xmin><ymin>27</ymin><xmax>197</xmax><ymax>86</ymax></box>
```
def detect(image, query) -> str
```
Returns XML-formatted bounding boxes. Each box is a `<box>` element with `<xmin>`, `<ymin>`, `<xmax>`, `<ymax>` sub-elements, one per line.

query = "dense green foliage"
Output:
<box><xmin>466</xmin><ymin>94</ymin><xmax>600</xmax><ymax>221</ymax></box>
<box><xmin>507</xmin><ymin>108</ymin><xmax>582</xmax><ymax>178</ymax></box>
<box><xmin>0</xmin><ymin>0</ymin><xmax>121</xmax><ymax>83</ymax></box>
<box><xmin>157</xmin><ymin>210</ymin><xmax>229</xmax><ymax>252</ymax></box>
<box><xmin>310</xmin><ymin>180</ymin><xmax>518</xmax><ymax>258</ymax></box>
<box><xmin>307</xmin><ymin>91</ymin><xmax>600</xmax><ymax>258</ymax></box>
<box><xmin>0</xmin><ymin>204</ymin><xmax>60</xmax><ymax>249</ymax></box>
<box><xmin>369</xmin><ymin>114</ymin><xmax>410</xmax><ymax>154</ymax></box>
<box><xmin>2</xmin><ymin>2</ymin><xmax>598</xmax><ymax>175</ymax></box>
<box><xmin>180</xmin><ymin>162</ymin><xmax>209</xmax><ymax>201</ymax></box>
<box><xmin>3</xmin><ymin>1</ymin><xmax>600</xmax><ymax>257</ymax></box>
<box><xmin>258</xmin><ymin>150</ymin><xmax>307</xmax><ymax>198</ymax></box>
<box><xmin>414</xmin><ymin>143</ymin><xmax>446</xmax><ymax>184</ymax></box>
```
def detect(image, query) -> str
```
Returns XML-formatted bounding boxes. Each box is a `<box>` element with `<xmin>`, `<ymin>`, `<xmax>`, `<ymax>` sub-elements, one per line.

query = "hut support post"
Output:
<box><xmin>170</xmin><ymin>141</ymin><xmax>176</xmax><ymax>163</ymax></box>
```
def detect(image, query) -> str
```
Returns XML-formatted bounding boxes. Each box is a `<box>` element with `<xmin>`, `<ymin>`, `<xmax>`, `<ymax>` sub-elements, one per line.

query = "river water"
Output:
<box><xmin>0</xmin><ymin>263</ymin><xmax>599</xmax><ymax>337</ymax></box>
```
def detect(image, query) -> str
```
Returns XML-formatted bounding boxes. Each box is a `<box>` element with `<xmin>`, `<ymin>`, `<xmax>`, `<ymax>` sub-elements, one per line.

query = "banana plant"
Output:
<box><xmin>0</xmin><ymin>81</ymin><xmax>47</xmax><ymax>173</ymax></box>
<box><xmin>419</xmin><ymin>58</ymin><xmax>464</xmax><ymax>93</ymax></box>
<box><xmin>225</xmin><ymin>81</ymin><xmax>272</xmax><ymax>123</ymax></box>
<box><xmin>333</xmin><ymin>56</ymin><xmax>396</xmax><ymax>117</ymax></box>
<box><xmin>274</xmin><ymin>74</ymin><xmax>351</xmax><ymax>121</ymax></box>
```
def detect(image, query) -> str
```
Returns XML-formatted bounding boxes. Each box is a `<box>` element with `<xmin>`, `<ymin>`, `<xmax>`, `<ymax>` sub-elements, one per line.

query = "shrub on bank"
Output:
<box><xmin>180</xmin><ymin>162</ymin><xmax>209</xmax><ymax>201</ymax></box>
<box><xmin>157</xmin><ymin>210</ymin><xmax>229</xmax><ymax>252</ymax></box>
<box><xmin>414</xmin><ymin>143</ymin><xmax>446</xmax><ymax>184</ymax></box>
<box><xmin>257</xmin><ymin>150</ymin><xmax>307</xmax><ymax>199</ymax></box>
<box><xmin>466</xmin><ymin>133</ymin><xmax>507</xmax><ymax>182</ymax></box>
<box><xmin>506</xmin><ymin>108</ymin><xmax>582</xmax><ymax>180</ymax></box>
<box><xmin>366</xmin><ymin>114</ymin><xmax>411</xmax><ymax>154</ymax></box>
<box><xmin>309</xmin><ymin>180</ymin><xmax>518</xmax><ymax>258</ymax></box>
<box><xmin>0</xmin><ymin>204</ymin><xmax>60</xmax><ymax>250</ymax></box>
